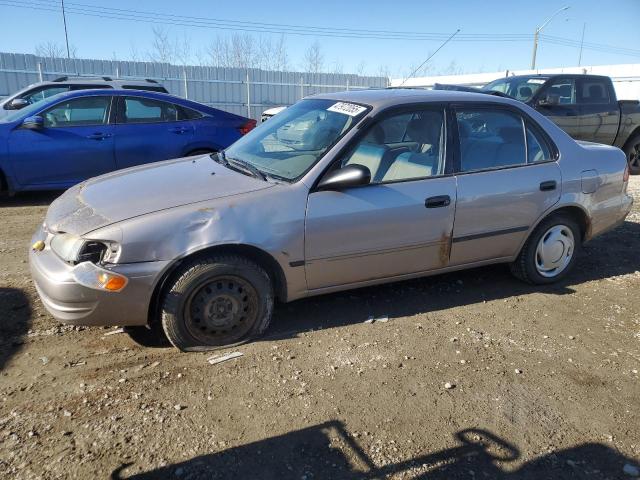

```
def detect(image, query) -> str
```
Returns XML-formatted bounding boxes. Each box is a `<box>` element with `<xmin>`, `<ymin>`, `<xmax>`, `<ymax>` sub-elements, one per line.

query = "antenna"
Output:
<box><xmin>400</xmin><ymin>29</ymin><xmax>460</xmax><ymax>86</ymax></box>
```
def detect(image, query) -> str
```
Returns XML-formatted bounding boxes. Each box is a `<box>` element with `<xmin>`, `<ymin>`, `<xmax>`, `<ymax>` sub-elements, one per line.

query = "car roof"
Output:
<box><xmin>312</xmin><ymin>88</ymin><xmax>527</xmax><ymax>110</ymax></box>
<box><xmin>491</xmin><ymin>73</ymin><xmax>611</xmax><ymax>81</ymax></box>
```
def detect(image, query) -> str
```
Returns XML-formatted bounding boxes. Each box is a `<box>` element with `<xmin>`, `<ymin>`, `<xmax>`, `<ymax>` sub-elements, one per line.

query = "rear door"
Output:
<box><xmin>8</xmin><ymin>95</ymin><xmax>116</xmax><ymax>187</ymax></box>
<box><xmin>114</xmin><ymin>95</ymin><xmax>194</xmax><ymax>169</ymax></box>
<box><xmin>450</xmin><ymin>105</ymin><xmax>561</xmax><ymax>265</ymax></box>
<box><xmin>534</xmin><ymin>77</ymin><xmax>582</xmax><ymax>139</ymax></box>
<box><xmin>576</xmin><ymin>77</ymin><xmax>619</xmax><ymax>145</ymax></box>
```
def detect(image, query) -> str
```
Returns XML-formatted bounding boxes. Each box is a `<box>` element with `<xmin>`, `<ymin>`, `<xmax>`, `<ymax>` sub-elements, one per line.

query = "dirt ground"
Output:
<box><xmin>0</xmin><ymin>179</ymin><xmax>639</xmax><ymax>480</ymax></box>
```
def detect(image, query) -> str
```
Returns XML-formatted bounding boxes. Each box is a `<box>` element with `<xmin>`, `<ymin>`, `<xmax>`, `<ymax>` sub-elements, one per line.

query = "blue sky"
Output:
<box><xmin>0</xmin><ymin>0</ymin><xmax>638</xmax><ymax>77</ymax></box>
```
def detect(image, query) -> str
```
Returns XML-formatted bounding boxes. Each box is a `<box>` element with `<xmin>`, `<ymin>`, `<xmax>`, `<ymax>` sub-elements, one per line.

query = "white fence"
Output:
<box><xmin>0</xmin><ymin>52</ymin><xmax>388</xmax><ymax>119</ymax></box>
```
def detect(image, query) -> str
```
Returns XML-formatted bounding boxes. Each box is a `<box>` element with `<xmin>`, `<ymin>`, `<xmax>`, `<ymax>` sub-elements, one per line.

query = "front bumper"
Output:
<box><xmin>29</xmin><ymin>232</ymin><xmax>169</xmax><ymax>327</ymax></box>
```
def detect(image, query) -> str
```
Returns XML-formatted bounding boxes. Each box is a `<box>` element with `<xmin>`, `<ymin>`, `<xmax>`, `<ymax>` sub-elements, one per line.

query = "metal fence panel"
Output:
<box><xmin>0</xmin><ymin>52</ymin><xmax>388</xmax><ymax>119</ymax></box>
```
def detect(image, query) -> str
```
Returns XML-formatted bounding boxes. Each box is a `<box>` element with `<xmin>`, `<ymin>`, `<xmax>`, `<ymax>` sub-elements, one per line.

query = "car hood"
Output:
<box><xmin>45</xmin><ymin>155</ymin><xmax>273</xmax><ymax>235</ymax></box>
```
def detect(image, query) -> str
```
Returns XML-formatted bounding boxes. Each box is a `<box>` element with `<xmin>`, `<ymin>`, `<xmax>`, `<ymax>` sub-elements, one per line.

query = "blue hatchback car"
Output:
<box><xmin>0</xmin><ymin>89</ymin><xmax>256</xmax><ymax>193</ymax></box>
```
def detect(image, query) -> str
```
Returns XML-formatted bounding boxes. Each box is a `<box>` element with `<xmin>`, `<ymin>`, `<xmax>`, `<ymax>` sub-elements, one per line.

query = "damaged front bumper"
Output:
<box><xmin>29</xmin><ymin>229</ymin><xmax>169</xmax><ymax>327</ymax></box>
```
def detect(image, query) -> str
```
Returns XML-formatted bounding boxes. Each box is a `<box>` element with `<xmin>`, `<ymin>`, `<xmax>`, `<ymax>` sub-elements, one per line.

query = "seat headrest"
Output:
<box><xmin>519</xmin><ymin>86</ymin><xmax>533</xmax><ymax>98</ymax></box>
<box><xmin>588</xmin><ymin>84</ymin><xmax>604</xmax><ymax>100</ymax></box>
<box><xmin>406</xmin><ymin>112</ymin><xmax>442</xmax><ymax>145</ymax></box>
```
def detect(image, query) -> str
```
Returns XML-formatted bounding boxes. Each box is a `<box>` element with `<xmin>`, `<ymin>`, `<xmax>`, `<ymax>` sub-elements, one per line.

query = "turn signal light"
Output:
<box><xmin>72</xmin><ymin>262</ymin><xmax>128</xmax><ymax>292</ymax></box>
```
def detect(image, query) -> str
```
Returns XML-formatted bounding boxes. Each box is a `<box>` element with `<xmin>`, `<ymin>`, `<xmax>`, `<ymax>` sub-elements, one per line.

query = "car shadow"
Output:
<box><xmin>265</xmin><ymin>220</ymin><xmax>640</xmax><ymax>341</ymax></box>
<box><xmin>0</xmin><ymin>288</ymin><xmax>31</xmax><ymax>371</ymax></box>
<box><xmin>0</xmin><ymin>190</ymin><xmax>61</xmax><ymax>207</ymax></box>
<box><xmin>111</xmin><ymin>421</ymin><xmax>638</xmax><ymax>479</ymax></box>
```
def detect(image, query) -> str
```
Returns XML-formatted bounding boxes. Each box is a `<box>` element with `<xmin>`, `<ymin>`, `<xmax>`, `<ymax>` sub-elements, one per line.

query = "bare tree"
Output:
<box><xmin>303</xmin><ymin>41</ymin><xmax>324</xmax><ymax>74</ymax></box>
<box><xmin>355</xmin><ymin>61</ymin><xmax>367</xmax><ymax>76</ymax></box>
<box><xmin>330</xmin><ymin>60</ymin><xmax>344</xmax><ymax>75</ymax></box>
<box><xmin>272</xmin><ymin>34</ymin><xmax>289</xmax><ymax>71</ymax></box>
<box><xmin>175</xmin><ymin>33</ymin><xmax>193</xmax><ymax>66</ymax></box>
<box><xmin>35</xmin><ymin>41</ymin><xmax>76</xmax><ymax>59</ymax></box>
<box><xmin>147</xmin><ymin>26</ymin><xmax>175</xmax><ymax>63</ymax></box>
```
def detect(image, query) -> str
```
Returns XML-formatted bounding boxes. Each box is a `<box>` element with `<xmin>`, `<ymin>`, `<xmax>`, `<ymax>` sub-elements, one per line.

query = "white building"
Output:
<box><xmin>391</xmin><ymin>63</ymin><xmax>640</xmax><ymax>100</ymax></box>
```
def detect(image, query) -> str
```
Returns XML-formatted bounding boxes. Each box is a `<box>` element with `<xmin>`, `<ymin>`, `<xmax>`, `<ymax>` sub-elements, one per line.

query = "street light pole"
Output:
<box><xmin>530</xmin><ymin>5</ymin><xmax>570</xmax><ymax>70</ymax></box>
<box><xmin>61</xmin><ymin>0</ymin><xmax>71</xmax><ymax>59</ymax></box>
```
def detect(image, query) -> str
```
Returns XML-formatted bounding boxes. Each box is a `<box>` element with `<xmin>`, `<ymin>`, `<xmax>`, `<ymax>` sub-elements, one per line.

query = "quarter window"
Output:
<box><xmin>122</xmin><ymin>97</ymin><xmax>180</xmax><ymax>123</ymax></box>
<box><xmin>456</xmin><ymin>109</ymin><xmax>526</xmax><ymax>172</ymax></box>
<box><xmin>42</xmin><ymin>96</ymin><xmax>110</xmax><ymax>127</ymax></box>
<box><xmin>526</xmin><ymin>125</ymin><xmax>552</xmax><ymax>163</ymax></box>
<box><xmin>342</xmin><ymin>109</ymin><xmax>445</xmax><ymax>183</ymax></box>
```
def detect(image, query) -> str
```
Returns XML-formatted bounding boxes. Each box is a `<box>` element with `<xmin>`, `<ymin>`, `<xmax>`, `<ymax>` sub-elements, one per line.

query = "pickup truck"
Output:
<box><xmin>437</xmin><ymin>74</ymin><xmax>640</xmax><ymax>174</ymax></box>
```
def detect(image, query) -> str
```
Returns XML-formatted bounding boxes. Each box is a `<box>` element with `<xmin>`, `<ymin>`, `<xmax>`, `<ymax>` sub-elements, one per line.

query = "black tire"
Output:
<box><xmin>510</xmin><ymin>214</ymin><xmax>581</xmax><ymax>285</ymax></box>
<box><xmin>624</xmin><ymin>132</ymin><xmax>640</xmax><ymax>175</ymax></box>
<box><xmin>124</xmin><ymin>324</ymin><xmax>171</xmax><ymax>348</ymax></box>
<box><xmin>160</xmin><ymin>255</ymin><xmax>274</xmax><ymax>352</ymax></box>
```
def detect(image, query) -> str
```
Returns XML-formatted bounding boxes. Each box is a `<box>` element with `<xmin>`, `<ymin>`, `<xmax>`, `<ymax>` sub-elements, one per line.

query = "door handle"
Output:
<box><xmin>86</xmin><ymin>133</ymin><xmax>112</xmax><ymax>140</ymax></box>
<box><xmin>539</xmin><ymin>180</ymin><xmax>557</xmax><ymax>191</ymax></box>
<box><xmin>169</xmin><ymin>127</ymin><xmax>188</xmax><ymax>134</ymax></box>
<box><xmin>425</xmin><ymin>195</ymin><xmax>451</xmax><ymax>208</ymax></box>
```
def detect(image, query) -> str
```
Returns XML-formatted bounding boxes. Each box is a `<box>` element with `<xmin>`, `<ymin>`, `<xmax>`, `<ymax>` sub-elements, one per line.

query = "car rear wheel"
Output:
<box><xmin>624</xmin><ymin>133</ymin><xmax>640</xmax><ymax>175</ymax></box>
<box><xmin>510</xmin><ymin>214</ymin><xmax>581</xmax><ymax>285</ymax></box>
<box><xmin>160</xmin><ymin>254</ymin><xmax>274</xmax><ymax>351</ymax></box>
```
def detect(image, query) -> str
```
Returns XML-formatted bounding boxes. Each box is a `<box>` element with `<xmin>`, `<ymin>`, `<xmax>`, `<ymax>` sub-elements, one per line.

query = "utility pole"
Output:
<box><xmin>531</xmin><ymin>5</ymin><xmax>570</xmax><ymax>70</ymax></box>
<box><xmin>61</xmin><ymin>0</ymin><xmax>71</xmax><ymax>59</ymax></box>
<box><xmin>578</xmin><ymin>22</ymin><xmax>586</xmax><ymax>66</ymax></box>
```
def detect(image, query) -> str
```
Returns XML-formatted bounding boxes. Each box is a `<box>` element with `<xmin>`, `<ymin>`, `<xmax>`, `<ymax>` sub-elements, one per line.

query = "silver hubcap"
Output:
<box><xmin>535</xmin><ymin>225</ymin><xmax>574</xmax><ymax>278</ymax></box>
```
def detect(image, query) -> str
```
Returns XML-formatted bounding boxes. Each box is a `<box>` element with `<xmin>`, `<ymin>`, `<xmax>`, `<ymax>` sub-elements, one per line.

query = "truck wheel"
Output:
<box><xmin>510</xmin><ymin>214</ymin><xmax>581</xmax><ymax>285</ymax></box>
<box><xmin>160</xmin><ymin>254</ymin><xmax>274</xmax><ymax>352</ymax></box>
<box><xmin>624</xmin><ymin>133</ymin><xmax>640</xmax><ymax>175</ymax></box>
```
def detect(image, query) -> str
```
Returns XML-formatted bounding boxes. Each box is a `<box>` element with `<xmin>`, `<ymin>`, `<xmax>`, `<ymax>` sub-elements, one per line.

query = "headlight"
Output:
<box><xmin>50</xmin><ymin>233</ymin><xmax>118</xmax><ymax>264</ymax></box>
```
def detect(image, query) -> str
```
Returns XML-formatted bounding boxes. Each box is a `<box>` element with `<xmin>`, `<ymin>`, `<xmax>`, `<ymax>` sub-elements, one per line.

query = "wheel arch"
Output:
<box><xmin>515</xmin><ymin>204</ymin><xmax>590</xmax><ymax>258</ymax></box>
<box><xmin>621</xmin><ymin>126</ymin><xmax>640</xmax><ymax>151</ymax></box>
<box><xmin>147</xmin><ymin>243</ymin><xmax>288</xmax><ymax>326</ymax></box>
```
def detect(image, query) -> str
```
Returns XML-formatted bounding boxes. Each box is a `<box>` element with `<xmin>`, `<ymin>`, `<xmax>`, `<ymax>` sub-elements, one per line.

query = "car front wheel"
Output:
<box><xmin>160</xmin><ymin>254</ymin><xmax>274</xmax><ymax>351</ymax></box>
<box><xmin>510</xmin><ymin>214</ymin><xmax>581</xmax><ymax>285</ymax></box>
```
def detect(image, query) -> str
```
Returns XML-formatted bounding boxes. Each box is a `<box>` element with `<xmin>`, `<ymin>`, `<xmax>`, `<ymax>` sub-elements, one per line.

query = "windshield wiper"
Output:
<box><xmin>226</xmin><ymin>157</ymin><xmax>267</xmax><ymax>181</ymax></box>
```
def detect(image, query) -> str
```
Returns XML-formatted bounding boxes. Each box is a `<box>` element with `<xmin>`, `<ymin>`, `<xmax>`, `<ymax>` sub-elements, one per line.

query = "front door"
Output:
<box><xmin>305</xmin><ymin>106</ymin><xmax>456</xmax><ymax>290</ymax></box>
<box><xmin>534</xmin><ymin>77</ymin><xmax>581</xmax><ymax>140</ymax></box>
<box><xmin>450</xmin><ymin>106</ymin><xmax>561</xmax><ymax>265</ymax></box>
<box><xmin>8</xmin><ymin>95</ymin><xmax>115</xmax><ymax>187</ymax></box>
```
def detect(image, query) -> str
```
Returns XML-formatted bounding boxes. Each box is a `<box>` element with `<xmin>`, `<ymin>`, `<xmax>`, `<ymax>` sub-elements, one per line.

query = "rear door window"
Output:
<box><xmin>578</xmin><ymin>79</ymin><xmax>611</xmax><ymax>104</ymax></box>
<box><xmin>456</xmin><ymin>109</ymin><xmax>526</xmax><ymax>172</ymax></box>
<box><xmin>122</xmin><ymin>97</ymin><xmax>180</xmax><ymax>123</ymax></box>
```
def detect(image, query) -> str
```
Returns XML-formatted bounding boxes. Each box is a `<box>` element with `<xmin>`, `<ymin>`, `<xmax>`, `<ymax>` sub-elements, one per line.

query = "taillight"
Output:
<box><xmin>238</xmin><ymin>119</ymin><xmax>257</xmax><ymax>135</ymax></box>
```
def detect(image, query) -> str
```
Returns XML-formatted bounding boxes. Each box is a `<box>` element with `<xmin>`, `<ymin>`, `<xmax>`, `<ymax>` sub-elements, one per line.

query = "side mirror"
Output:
<box><xmin>538</xmin><ymin>93</ymin><xmax>560</xmax><ymax>106</ymax></box>
<box><xmin>22</xmin><ymin>115</ymin><xmax>44</xmax><ymax>129</ymax></box>
<box><xmin>317</xmin><ymin>164</ymin><xmax>371</xmax><ymax>191</ymax></box>
<box><xmin>8</xmin><ymin>98</ymin><xmax>29</xmax><ymax>110</ymax></box>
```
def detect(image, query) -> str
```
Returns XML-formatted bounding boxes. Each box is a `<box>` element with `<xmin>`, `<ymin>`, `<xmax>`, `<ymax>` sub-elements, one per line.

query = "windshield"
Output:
<box><xmin>223</xmin><ymin>98</ymin><xmax>369</xmax><ymax>181</ymax></box>
<box><xmin>482</xmin><ymin>77</ymin><xmax>548</xmax><ymax>102</ymax></box>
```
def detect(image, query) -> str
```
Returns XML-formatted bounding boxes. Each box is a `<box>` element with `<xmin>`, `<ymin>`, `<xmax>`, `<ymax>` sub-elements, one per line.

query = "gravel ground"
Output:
<box><xmin>0</xmin><ymin>178</ymin><xmax>639</xmax><ymax>479</ymax></box>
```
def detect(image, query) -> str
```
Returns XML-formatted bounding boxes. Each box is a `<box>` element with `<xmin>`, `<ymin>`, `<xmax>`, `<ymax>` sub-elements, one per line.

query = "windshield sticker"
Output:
<box><xmin>527</xmin><ymin>79</ymin><xmax>546</xmax><ymax>84</ymax></box>
<box><xmin>327</xmin><ymin>102</ymin><xmax>367</xmax><ymax>117</ymax></box>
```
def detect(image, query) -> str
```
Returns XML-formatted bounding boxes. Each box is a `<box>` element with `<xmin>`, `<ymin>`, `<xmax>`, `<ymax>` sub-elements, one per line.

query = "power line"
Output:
<box><xmin>1</xmin><ymin>0</ymin><xmax>532</xmax><ymax>41</ymax></box>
